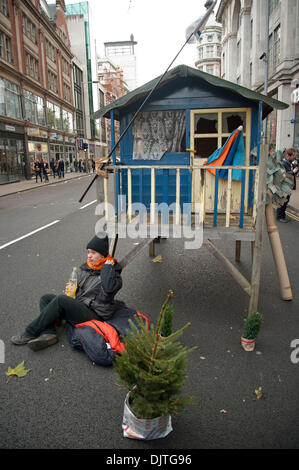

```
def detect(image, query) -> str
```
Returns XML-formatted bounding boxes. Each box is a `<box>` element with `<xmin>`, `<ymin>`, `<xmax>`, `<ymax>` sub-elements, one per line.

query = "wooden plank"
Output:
<box><xmin>235</xmin><ymin>240</ymin><xmax>241</xmax><ymax>262</ymax></box>
<box><xmin>213</xmin><ymin>169</ymin><xmax>219</xmax><ymax>227</ymax></box>
<box><xmin>176</xmin><ymin>168</ymin><xmax>181</xmax><ymax>225</ymax></box>
<box><xmin>119</xmin><ymin>238</ymin><xmax>156</xmax><ymax>268</ymax></box>
<box><xmin>128</xmin><ymin>168</ymin><xmax>132</xmax><ymax>222</ymax></box>
<box><xmin>239</xmin><ymin>169</ymin><xmax>246</xmax><ymax>228</ymax></box>
<box><xmin>150</xmin><ymin>167</ymin><xmax>156</xmax><ymax>224</ymax></box>
<box><xmin>248</xmin><ymin>141</ymin><xmax>268</xmax><ymax>314</ymax></box>
<box><xmin>226</xmin><ymin>168</ymin><xmax>232</xmax><ymax>227</ymax></box>
<box><xmin>204</xmin><ymin>239</ymin><xmax>251</xmax><ymax>296</ymax></box>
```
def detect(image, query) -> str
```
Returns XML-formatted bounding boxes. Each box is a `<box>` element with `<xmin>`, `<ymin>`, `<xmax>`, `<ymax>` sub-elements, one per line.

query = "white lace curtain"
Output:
<box><xmin>133</xmin><ymin>110</ymin><xmax>186</xmax><ymax>160</ymax></box>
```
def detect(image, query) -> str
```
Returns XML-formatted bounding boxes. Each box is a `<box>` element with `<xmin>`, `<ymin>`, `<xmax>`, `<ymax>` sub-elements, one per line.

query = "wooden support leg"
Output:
<box><xmin>149</xmin><ymin>240</ymin><xmax>156</xmax><ymax>257</ymax></box>
<box><xmin>248</xmin><ymin>144</ymin><xmax>268</xmax><ymax>316</ymax></box>
<box><xmin>251</xmin><ymin>241</ymin><xmax>255</xmax><ymax>265</ymax></box>
<box><xmin>235</xmin><ymin>240</ymin><xmax>241</xmax><ymax>263</ymax></box>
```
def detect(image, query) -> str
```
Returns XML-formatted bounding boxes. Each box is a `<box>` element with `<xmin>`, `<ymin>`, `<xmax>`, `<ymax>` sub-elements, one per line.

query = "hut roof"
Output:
<box><xmin>92</xmin><ymin>64</ymin><xmax>288</xmax><ymax>121</ymax></box>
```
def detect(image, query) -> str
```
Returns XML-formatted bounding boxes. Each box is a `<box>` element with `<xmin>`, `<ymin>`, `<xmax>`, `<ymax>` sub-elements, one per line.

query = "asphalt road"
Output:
<box><xmin>0</xmin><ymin>178</ymin><xmax>299</xmax><ymax>451</ymax></box>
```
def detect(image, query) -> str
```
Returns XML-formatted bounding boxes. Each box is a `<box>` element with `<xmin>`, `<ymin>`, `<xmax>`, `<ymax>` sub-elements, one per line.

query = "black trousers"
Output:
<box><xmin>276</xmin><ymin>195</ymin><xmax>290</xmax><ymax>219</ymax></box>
<box><xmin>25</xmin><ymin>294</ymin><xmax>97</xmax><ymax>338</ymax></box>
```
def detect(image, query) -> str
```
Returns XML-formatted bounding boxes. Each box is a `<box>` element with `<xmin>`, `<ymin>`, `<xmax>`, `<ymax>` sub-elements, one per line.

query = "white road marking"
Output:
<box><xmin>79</xmin><ymin>200</ymin><xmax>97</xmax><ymax>210</ymax></box>
<box><xmin>0</xmin><ymin>220</ymin><xmax>61</xmax><ymax>251</ymax></box>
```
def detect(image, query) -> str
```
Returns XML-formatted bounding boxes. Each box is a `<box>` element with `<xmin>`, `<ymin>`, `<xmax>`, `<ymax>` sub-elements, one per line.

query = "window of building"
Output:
<box><xmin>24</xmin><ymin>90</ymin><xmax>46</xmax><ymax>126</ymax></box>
<box><xmin>45</xmin><ymin>39</ymin><xmax>56</xmax><ymax>63</ymax></box>
<box><xmin>62</xmin><ymin>57</ymin><xmax>69</xmax><ymax>75</ymax></box>
<box><xmin>198</xmin><ymin>46</ymin><xmax>203</xmax><ymax>60</ymax></box>
<box><xmin>269</xmin><ymin>0</ymin><xmax>280</xmax><ymax>15</ymax></box>
<box><xmin>207</xmin><ymin>34</ymin><xmax>213</xmax><ymax>42</ymax></box>
<box><xmin>25</xmin><ymin>52</ymin><xmax>39</xmax><ymax>81</ymax></box>
<box><xmin>269</xmin><ymin>24</ymin><xmax>280</xmax><ymax>75</ymax></box>
<box><xmin>0</xmin><ymin>0</ymin><xmax>9</xmax><ymax>18</ymax></box>
<box><xmin>63</xmin><ymin>82</ymin><xmax>71</xmax><ymax>103</ymax></box>
<box><xmin>46</xmin><ymin>101</ymin><xmax>62</xmax><ymax>130</ymax></box>
<box><xmin>237</xmin><ymin>40</ymin><xmax>241</xmax><ymax>66</ymax></box>
<box><xmin>0</xmin><ymin>77</ymin><xmax>22</xmax><ymax>120</ymax></box>
<box><xmin>0</xmin><ymin>31</ymin><xmax>13</xmax><ymax>64</ymax></box>
<box><xmin>250</xmin><ymin>19</ymin><xmax>253</xmax><ymax>49</ymax></box>
<box><xmin>47</xmin><ymin>69</ymin><xmax>58</xmax><ymax>94</ymax></box>
<box><xmin>206</xmin><ymin>45</ymin><xmax>214</xmax><ymax>58</ymax></box>
<box><xmin>62</xmin><ymin>109</ymin><xmax>73</xmax><ymax>132</ymax></box>
<box><xmin>192</xmin><ymin>109</ymin><xmax>247</xmax><ymax>159</ymax></box>
<box><xmin>22</xmin><ymin>13</ymin><xmax>37</xmax><ymax>44</ymax></box>
<box><xmin>206</xmin><ymin>65</ymin><xmax>214</xmax><ymax>75</ymax></box>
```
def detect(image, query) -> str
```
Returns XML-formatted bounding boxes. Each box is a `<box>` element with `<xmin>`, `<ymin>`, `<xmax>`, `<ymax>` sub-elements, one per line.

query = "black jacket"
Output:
<box><xmin>75</xmin><ymin>261</ymin><xmax>123</xmax><ymax>320</ymax></box>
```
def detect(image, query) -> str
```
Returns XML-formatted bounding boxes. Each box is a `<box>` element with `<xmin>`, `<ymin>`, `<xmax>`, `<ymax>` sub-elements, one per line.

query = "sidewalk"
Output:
<box><xmin>0</xmin><ymin>171</ymin><xmax>93</xmax><ymax>198</ymax></box>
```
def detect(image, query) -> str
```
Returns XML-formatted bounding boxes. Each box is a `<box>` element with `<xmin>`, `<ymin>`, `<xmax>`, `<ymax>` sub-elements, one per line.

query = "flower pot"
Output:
<box><xmin>240</xmin><ymin>336</ymin><xmax>255</xmax><ymax>352</ymax></box>
<box><xmin>122</xmin><ymin>392</ymin><xmax>172</xmax><ymax>440</ymax></box>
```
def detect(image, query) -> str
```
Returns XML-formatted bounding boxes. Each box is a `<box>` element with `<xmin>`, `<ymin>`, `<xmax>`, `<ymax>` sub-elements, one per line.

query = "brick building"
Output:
<box><xmin>0</xmin><ymin>0</ymin><xmax>76</xmax><ymax>183</ymax></box>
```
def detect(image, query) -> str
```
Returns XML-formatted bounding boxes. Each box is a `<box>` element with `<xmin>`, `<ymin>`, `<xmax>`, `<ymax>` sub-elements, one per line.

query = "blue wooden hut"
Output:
<box><xmin>93</xmin><ymin>65</ymin><xmax>287</xmax><ymax>228</ymax></box>
<box><xmin>92</xmin><ymin>64</ymin><xmax>288</xmax><ymax>316</ymax></box>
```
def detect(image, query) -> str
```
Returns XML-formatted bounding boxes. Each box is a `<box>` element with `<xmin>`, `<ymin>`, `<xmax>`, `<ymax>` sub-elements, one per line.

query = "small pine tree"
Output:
<box><xmin>160</xmin><ymin>302</ymin><xmax>174</xmax><ymax>337</ymax></box>
<box><xmin>114</xmin><ymin>290</ymin><xmax>197</xmax><ymax>419</ymax></box>
<box><xmin>243</xmin><ymin>312</ymin><xmax>263</xmax><ymax>340</ymax></box>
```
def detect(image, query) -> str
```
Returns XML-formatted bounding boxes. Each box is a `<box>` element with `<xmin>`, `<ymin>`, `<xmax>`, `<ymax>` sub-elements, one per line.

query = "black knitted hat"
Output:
<box><xmin>86</xmin><ymin>233</ymin><xmax>109</xmax><ymax>257</ymax></box>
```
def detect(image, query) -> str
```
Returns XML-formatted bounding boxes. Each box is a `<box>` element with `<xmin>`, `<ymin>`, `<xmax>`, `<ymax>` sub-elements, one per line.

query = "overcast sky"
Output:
<box><xmin>61</xmin><ymin>0</ymin><xmax>210</xmax><ymax>86</ymax></box>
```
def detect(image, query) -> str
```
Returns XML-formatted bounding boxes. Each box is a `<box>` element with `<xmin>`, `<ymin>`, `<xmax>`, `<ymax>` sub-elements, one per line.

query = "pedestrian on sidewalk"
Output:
<box><xmin>11</xmin><ymin>233</ymin><xmax>123</xmax><ymax>351</ymax></box>
<box><xmin>58</xmin><ymin>158</ymin><xmax>65</xmax><ymax>178</ymax></box>
<box><xmin>42</xmin><ymin>159</ymin><xmax>49</xmax><ymax>182</ymax></box>
<box><xmin>33</xmin><ymin>158</ymin><xmax>42</xmax><ymax>183</ymax></box>
<box><xmin>276</xmin><ymin>148</ymin><xmax>299</xmax><ymax>223</ymax></box>
<box><xmin>50</xmin><ymin>158</ymin><xmax>56</xmax><ymax>178</ymax></box>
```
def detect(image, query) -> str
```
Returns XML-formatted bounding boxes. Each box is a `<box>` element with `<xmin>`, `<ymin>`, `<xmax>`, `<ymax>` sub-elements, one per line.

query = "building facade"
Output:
<box><xmin>97</xmin><ymin>56</ymin><xmax>129</xmax><ymax>157</ymax></box>
<box><xmin>66</xmin><ymin>1</ymin><xmax>107</xmax><ymax>160</ymax></box>
<box><xmin>0</xmin><ymin>0</ymin><xmax>76</xmax><ymax>183</ymax></box>
<box><xmin>195</xmin><ymin>14</ymin><xmax>222</xmax><ymax>77</ymax></box>
<box><xmin>104</xmin><ymin>35</ymin><xmax>138</xmax><ymax>91</ymax></box>
<box><xmin>216</xmin><ymin>0</ymin><xmax>299</xmax><ymax>150</ymax></box>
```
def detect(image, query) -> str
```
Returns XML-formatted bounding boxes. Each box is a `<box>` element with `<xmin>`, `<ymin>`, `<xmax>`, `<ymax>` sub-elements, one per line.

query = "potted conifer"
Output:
<box><xmin>240</xmin><ymin>311</ymin><xmax>263</xmax><ymax>352</ymax></box>
<box><xmin>114</xmin><ymin>290</ymin><xmax>197</xmax><ymax>440</ymax></box>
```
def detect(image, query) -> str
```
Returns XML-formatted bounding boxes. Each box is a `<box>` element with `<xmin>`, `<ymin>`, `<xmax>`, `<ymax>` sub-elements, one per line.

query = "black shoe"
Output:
<box><xmin>28</xmin><ymin>334</ymin><xmax>58</xmax><ymax>351</ymax></box>
<box><xmin>277</xmin><ymin>217</ymin><xmax>291</xmax><ymax>223</ymax></box>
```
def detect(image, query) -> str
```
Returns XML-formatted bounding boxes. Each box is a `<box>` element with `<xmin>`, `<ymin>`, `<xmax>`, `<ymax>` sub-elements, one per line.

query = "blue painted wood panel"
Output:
<box><xmin>121</xmin><ymin>168</ymin><xmax>192</xmax><ymax>212</ymax></box>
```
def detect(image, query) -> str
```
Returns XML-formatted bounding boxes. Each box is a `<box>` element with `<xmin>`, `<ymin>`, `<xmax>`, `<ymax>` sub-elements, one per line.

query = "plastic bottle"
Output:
<box><xmin>66</xmin><ymin>267</ymin><xmax>78</xmax><ymax>298</ymax></box>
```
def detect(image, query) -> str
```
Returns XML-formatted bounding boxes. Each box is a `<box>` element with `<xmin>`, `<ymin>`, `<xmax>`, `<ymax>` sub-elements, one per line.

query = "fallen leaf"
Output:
<box><xmin>152</xmin><ymin>255</ymin><xmax>162</xmax><ymax>263</ymax></box>
<box><xmin>5</xmin><ymin>361</ymin><xmax>31</xmax><ymax>383</ymax></box>
<box><xmin>254</xmin><ymin>387</ymin><xmax>263</xmax><ymax>400</ymax></box>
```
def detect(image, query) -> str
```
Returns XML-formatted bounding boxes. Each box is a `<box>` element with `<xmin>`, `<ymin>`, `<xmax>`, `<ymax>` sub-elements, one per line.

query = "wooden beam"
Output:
<box><xmin>119</xmin><ymin>238</ymin><xmax>156</xmax><ymax>269</ymax></box>
<box><xmin>248</xmin><ymin>143</ymin><xmax>268</xmax><ymax>314</ymax></box>
<box><xmin>204</xmin><ymin>239</ymin><xmax>251</xmax><ymax>296</ymax></box>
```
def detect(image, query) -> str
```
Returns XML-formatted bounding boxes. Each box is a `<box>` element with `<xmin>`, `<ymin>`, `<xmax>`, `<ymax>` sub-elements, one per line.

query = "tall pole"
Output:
<box><xmin>263</xmin><ymin>0</ymin><xmax>270</xmax><ymax>143</ymax></box>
